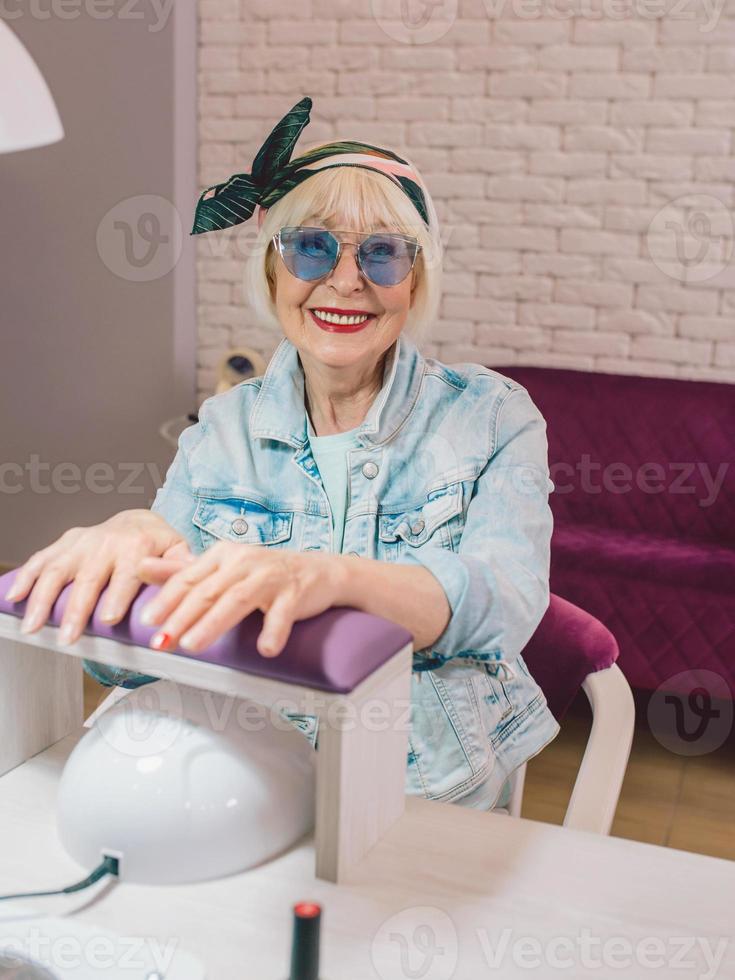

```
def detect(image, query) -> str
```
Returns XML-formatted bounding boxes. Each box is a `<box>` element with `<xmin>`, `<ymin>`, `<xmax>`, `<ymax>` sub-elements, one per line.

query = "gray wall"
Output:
<box><xmin>0</xmin><ymin>6</ymin><xmax>196</xmax><ymax>566</ymax></box>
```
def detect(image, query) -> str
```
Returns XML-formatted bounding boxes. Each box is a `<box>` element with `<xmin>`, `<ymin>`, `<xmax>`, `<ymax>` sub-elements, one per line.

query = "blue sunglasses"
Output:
<box><xmin>274</xmin><ymin>226</ymin><xmax>421</xmax><ymax>288</ymax></box>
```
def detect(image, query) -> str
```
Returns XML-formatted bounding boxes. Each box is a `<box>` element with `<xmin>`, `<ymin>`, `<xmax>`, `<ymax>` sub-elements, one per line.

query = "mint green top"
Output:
<box><xmin>306</xmin><ymin>414</ymin><xmax>362</xmax><ymax>553</ymax></box>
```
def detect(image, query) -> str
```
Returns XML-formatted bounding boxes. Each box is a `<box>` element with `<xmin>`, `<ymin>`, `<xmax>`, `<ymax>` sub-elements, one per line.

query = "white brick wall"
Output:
<box><xmin>194</xmin><ymin>1</ymin><xmax>735</xmax><ymax>399</ymax></box>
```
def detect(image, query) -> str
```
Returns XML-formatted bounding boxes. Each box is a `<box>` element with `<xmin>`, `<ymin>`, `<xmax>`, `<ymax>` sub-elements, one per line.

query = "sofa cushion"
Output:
<box><xmin>491</xmin><ymin>365</ymin><xmax>735</xmax><ymax>546</ymax></box>
<box><xmin>552</xmin><ymin>522</ymin><xmax>735</xmax><ymax>594</ymax></box>
<box><xmin>550</xmin><ymin>564</ymin><xmax>735</xmax><ymax>696</ymax></box>
<box><xmin>523</xmin><ymin>593</ymin><xmax>619</xmax><ymax>721</ymax></box>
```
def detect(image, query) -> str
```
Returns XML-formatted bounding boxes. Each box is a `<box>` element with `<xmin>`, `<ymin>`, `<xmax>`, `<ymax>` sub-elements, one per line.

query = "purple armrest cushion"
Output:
<box><xmin>0</xmin><ymin>567</ymin><xmax>413</xmax><ymax>695</ymax></box>
<box><xmin>523</xmin><ymin>593</ymin><xmax>619</xmax><ymax>721</ymax></box>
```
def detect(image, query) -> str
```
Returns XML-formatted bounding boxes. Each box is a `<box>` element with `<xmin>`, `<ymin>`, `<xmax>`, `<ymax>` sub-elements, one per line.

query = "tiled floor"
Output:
<box><xmin>81</xmin><ymin>673</ymin><xmax>735</xmax><ymax>863</ymax></box>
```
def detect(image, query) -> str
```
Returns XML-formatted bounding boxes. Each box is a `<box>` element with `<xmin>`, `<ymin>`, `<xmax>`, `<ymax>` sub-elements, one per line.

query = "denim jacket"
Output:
<box><xmin>84</xmin><ymin>332</ymin><xmax>560</xmax><ymax>807</ymax></box>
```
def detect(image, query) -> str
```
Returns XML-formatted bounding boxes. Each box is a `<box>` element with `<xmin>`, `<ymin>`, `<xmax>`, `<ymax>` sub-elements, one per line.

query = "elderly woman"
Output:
<box><xmin>8</xmin><ymin>97</ymin><xmax>560</xmax><ymax>811</ymax></box>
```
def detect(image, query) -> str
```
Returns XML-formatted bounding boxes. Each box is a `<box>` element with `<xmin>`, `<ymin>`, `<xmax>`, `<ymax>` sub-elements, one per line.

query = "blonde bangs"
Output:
<box><xmin>245</xmin><ymin>152</ymin><xmax>442</xmax><ymax>343</ymax></box>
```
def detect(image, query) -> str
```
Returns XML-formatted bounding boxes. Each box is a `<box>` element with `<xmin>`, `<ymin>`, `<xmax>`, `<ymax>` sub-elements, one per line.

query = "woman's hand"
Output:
<box><xmin>5</xmin><ymin>510</ymin><xmax>193</xmax><ymax>645</ymax></box>
<box><xmin>136</xmin><ymin>541</ymin><xmax>345</xmax><ymax>658</ymax></box>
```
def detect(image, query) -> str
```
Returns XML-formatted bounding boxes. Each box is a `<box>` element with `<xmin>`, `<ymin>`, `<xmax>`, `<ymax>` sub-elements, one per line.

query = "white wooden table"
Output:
<box><xmin>1</xmin><ymin>730</ymin><xmax>733</xmax><ymax>979</ymax></box>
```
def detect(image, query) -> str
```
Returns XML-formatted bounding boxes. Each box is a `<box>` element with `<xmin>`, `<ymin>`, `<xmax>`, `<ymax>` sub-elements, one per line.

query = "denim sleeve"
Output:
<box><xmin>82</xmin><ymin>417</ymin><xmax>206</xmax><ymax>689</ymax></box>
<box><xmin>400</xmin><ymin>385</ymin><xmax>554</xmax><ymax>668</ymax></box>
<box><xmin>148</xmin><ymin>417</ymin><xmax>207</xmax><ymax>555</ymax></box>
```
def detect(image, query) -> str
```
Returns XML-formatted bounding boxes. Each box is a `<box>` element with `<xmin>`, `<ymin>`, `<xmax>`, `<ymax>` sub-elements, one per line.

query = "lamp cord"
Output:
<box><xmin>0</xmin><ymin>855</ymin><xmax>119</xmax><ymax>901</ymax></box>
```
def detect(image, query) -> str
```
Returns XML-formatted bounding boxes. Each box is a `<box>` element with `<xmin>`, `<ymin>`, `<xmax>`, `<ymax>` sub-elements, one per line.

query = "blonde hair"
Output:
<box><xmin>244</xmin><ymin>149</ymin><xmax>443</xmax><ymax>344</ymax></box>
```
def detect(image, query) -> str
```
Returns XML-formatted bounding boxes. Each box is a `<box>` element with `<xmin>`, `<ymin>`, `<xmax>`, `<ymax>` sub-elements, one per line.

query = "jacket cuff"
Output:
<box><xmin>82</xmin><ymin>658</ymin><xmax>161</xmax><ymax>690</ymax></box>
<box><xmin>401</xmin><ymin>548</ymin><xmax>549</xmax><ymax>670</ymax></box>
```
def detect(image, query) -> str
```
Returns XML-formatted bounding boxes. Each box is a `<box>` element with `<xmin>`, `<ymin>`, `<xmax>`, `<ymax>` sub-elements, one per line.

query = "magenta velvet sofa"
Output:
<box><xmin>492</xmin><ymin>365</ymin><xmax>735</xmax><ymax>701</ymax></box>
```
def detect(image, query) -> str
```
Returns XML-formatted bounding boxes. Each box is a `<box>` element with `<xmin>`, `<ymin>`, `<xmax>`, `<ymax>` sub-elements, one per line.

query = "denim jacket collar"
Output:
<box><xmin>249</xmin><ymin>332</ymin><xmax>426</xmax><ymax>449</ymax></box>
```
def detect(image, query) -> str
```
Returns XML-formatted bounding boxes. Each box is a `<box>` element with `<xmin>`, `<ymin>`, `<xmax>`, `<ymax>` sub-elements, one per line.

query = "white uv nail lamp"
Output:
<box><xmin>56</xmin><ymin>680</ymin><xmax>318</xmax><ymax>886</ymax></box>
<box><xmin>0</xmin><ymin>574</ymin><xmax>414</xmax><ymax>887</ymax></box>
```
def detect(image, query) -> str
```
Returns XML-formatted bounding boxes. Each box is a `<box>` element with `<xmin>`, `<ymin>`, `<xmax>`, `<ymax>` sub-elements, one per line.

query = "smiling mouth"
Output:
<box><xmin>308</xmin><ymin>309</ymin><xmax>376</xmax><ymax>333</ymax></box>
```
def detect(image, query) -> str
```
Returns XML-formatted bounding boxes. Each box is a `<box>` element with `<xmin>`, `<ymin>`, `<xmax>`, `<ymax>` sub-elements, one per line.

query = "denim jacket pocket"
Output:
<box><xmin>406</xmin><ymin>661</ymin><xmax>496</xmax><ymax>802</ymax></box>
<box><xmin>378</xmin><ymin>482</ymin><xmax>463</xmax><ymax>557</ymax></box>
<box><xmin>468</xmin><ymin>655</ymin><xmax>550</xmax><ymax>753</ymax></box>
<box><xmin>192</xmin><ymin>494</ymin><xmax>294</xmax><ymax>549</ymax></box>
<box><xmin>467</xmin><ymin>662</ymin><xmax>518</xmax><ymax>744</ymax></box>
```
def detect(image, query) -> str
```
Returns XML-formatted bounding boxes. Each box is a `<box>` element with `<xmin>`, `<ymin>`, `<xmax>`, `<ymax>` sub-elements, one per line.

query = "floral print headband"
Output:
<box><xmin>190</xmin><ymin>96</ymin><xmax>430</xmax><ymax>235</ymax></box>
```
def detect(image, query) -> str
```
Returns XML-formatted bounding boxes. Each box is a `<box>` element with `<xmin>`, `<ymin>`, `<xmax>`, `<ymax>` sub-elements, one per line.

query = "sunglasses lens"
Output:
<box><xmin>360</xmin><ymin>234</ymin><xmax>417</xmax><ymax>286</ymax></box>
<box><xmin>279</xmin><ymin>227</ymin><xmax>338</xmax><ymax>281</ymax></box>
<box><xmin>277</xmin><ymin>227</ymin><xmax>418</xmax><ymax>286</ymax></box>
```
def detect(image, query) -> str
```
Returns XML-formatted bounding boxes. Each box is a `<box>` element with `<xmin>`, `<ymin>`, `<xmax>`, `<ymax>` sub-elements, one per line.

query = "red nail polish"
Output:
<box><xmin>150</xmin><ymin>631</ymin><xmax>173</xmax><ymax>651</ymax></box>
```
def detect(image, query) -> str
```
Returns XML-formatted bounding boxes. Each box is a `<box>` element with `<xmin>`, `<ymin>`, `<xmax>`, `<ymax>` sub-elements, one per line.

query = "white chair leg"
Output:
<box><xmin>563</xmin><ymin>663</ymin><xmax>635</xmax><ymax>835</ymax></box>
<box><xmin>502</xmin><ymin>664</ymin><xmax>634</xmax><ymax>834</ymax></box>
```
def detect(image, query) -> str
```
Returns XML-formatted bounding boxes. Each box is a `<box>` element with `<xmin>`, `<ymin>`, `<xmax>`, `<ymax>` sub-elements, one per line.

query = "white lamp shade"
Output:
<box><xmin>0</xmin><ymin>19</ymin><xmax>63</xmax><ymax>154</ymax></box>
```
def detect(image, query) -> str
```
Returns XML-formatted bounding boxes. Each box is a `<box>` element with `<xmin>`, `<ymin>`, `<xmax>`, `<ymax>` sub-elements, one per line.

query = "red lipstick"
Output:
<box><xmin>312</xmin><ymin>308</ymin><xmax>371</xmax><ymax>315</ymax></box>
<box><xmin>308</xmin><ymin>309</ymin><xmax>376</xmax><ymax>333</ymax></box>
<box><xmin>287</xmin><ymin>901</ymin><xmax>322</xmax><ymax>980</ymax></box>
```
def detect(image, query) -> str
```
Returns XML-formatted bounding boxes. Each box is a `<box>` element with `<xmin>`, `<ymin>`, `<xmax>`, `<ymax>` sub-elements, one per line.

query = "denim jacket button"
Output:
<box><xmin>361</xmin><ymin>461</ymin><xmax>379</xmax><ymax>479</ymax></box>
<box><xmin>410</xmin><ymin>518</ymin><xmax>425</xmax><ymax>534</ymax></box>
<box><xmin>231</xmin><ymin>518</ymin><xmax>248</xmax><ymax>535</ymax></box>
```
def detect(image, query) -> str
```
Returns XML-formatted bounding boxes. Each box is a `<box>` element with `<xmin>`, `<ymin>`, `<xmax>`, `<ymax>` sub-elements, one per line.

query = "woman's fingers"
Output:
<box><xmin>4</xmin><ymin>548</ymin><xmax>53</xmax><ymax>604</ymax></box>
<box><xmin>137</xmin><ymin>555</ymin><xmax>192</xmax><ymax>586</ymax></box>
<box><xmin>130</xmin><ymin>540</ymin><xmax>195</xmax><ymax>589</ymax></box>
<box><xmin>18</xmin><ymin>560</ymin><xmax>74</xmax><ymax>635</ymax></box>
<box><xmin>99</xmin><ymin>560</ymin><xmax>159</xmax><ymax>625</ymax></box>
<box><xmin>139</xmin><ymin>547</ymin><xmax>224</xmax><ymax>627</ymax></box>
<box><xmin>7</xmin><ymin>521</ymin><xmax>192</xmax><ymax>645</ymax></box>
<box><xmin>153</xmin><ymin>576</ymin><xmax>297</xmax><ymax>659</ymax></box>
<box><xmin>139</xmin><ymin>541</ymin><xmax>260</xmax><ymax>626</ymax></box>
<box><xmin>161</xmin><ymin>540</ymin><xmax>196</xmax><ymax>562</ymax></box>
<box><xmin>257</xmin><ymin>590</ymin><xmax>298</xmax><ymax>657</ymax></box>
<box><xmin>171</xmin><ymin>579</ymin><xmax>265</xmax><ymax>653</ymax></box>
<box><xmin>148</xmin><ymin>568</ymin><xmax>251</xmax><ymax>650</ymax></box>
<box><xmin>59</xmin><ymin>537</ymin><xmax>193</xmax><ymax>640</ymax></box>
<box><xmin>56</xmin><ymin>556</ymin><xmax>116</xmax><ymax>645</ymax></box>
<box><xmin>7</xmin><ymin>528</ymin><xmax>86</xmax><ymax>607</ymax></box>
